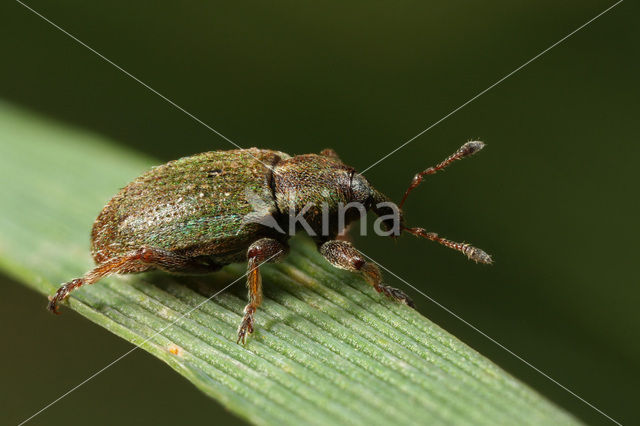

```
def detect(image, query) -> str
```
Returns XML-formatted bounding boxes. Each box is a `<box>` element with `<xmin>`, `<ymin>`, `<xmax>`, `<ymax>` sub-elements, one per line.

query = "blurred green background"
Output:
<box><xmin>1</xmin><ymin>1</ymin><xmax>637</xmax><ymax>425</ymax></box>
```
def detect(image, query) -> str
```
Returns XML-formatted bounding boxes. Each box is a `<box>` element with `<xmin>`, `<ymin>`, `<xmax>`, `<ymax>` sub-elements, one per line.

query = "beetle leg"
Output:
<box><xmin>48</xmin><ymin>247</ymin><xmax>218</xmax><ymax>314</ymax></box>
<box><xmin>319</xmin><ymin>240</ymin><xmax>415</xmax><ymax>308</ymax></box>
<box><xmin>237</xmin><ymin>238</ymin><xmax>288</xmax><ymax>345</ymax></box>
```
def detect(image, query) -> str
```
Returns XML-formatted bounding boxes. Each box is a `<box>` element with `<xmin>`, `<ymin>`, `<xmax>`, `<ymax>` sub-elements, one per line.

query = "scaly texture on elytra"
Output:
<box><xmin>92</xmin><ymin>148</ymin><xmax>289</xmax><ymax>265</ymax></box>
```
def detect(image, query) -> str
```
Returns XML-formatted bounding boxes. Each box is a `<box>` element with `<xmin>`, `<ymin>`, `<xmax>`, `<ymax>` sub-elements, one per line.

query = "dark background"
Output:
<box><xmin>2</xmin><ymin>1</ymin><xmax>638</xmax><ymax>425</ymax></box>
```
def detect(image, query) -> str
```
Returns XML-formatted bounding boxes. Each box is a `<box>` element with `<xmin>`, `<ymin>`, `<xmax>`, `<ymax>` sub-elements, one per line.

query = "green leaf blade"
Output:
<box><xmin>0</xmin><ymin>102</ymin><xmax>579</xmax><ymax>425</ymax></box>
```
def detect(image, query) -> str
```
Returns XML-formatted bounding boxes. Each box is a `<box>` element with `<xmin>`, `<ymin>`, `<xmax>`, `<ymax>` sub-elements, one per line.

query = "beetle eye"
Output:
<box><xmin>350</xmin><ymin>173</ymin><xmax>371</xmax><ymax>205</ymax></box>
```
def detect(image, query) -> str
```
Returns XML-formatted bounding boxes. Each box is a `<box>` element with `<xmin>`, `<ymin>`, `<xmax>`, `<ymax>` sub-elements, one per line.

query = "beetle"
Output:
<box><xmin>48</xmin><ymin>142</ymin><xmax>491</xmax><ymax>344</ymax></box>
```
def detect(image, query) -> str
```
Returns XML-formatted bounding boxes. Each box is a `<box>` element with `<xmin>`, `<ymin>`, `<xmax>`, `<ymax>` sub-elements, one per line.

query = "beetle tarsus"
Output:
<box><xmin>48</xmin><ymin>278</ymin><xmax>84</xmax><ymax>314</ymax></box>
<box><xmin>237</xmin><ymin>308</ymin><xmax>255</xmax><ymax>345</ymax></box>
<box><xmin>375</xmin><ymin>284</ymin><xmax>416</xmax><ymax>309</ymax></box>
<box><xmin>47</xmin><ymin>297</ymin><xmax>61</xmax><ymax>315</ymax></box>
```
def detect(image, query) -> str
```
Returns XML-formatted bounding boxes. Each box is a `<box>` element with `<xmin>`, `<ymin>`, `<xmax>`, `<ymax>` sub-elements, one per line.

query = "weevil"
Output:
<box><xmin>49</xmin><ymin>142</ymin><xmax>491</xmax><ymax>344</ymax></box>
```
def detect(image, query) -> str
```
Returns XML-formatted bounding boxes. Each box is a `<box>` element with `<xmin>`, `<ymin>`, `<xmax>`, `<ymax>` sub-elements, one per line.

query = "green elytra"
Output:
<box><xmin>50</xmin><ymin>144</ymin><xmax>491</xmax><ymax>344</ymax></box>
<box><xmin>92</xmin><ymin>148</ymin><xmax>289</xmax><ymax>265</ymax></box>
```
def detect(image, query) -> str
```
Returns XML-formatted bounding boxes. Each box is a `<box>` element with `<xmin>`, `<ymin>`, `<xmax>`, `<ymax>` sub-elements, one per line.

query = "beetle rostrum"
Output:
<box><xmin>48</xmin><ymin>142</ymin><xmax>491</xmax><ymax>344</ymax></box>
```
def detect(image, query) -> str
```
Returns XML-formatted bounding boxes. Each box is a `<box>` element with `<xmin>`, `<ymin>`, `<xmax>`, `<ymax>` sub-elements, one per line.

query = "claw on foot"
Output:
<box><xmin>47</xmin><ymin>287</ymin><xmax>68</xmax><ymax>315</ymax></box>
<box><xmin>236</xmin><ymin>308</ymin><xmax>255</xmax><ymax>345</ymax></box>
<box><xmin>375</xmin><ymin>284</ymin><xmax>416</xmax><ymax>309</ymax></box>
<box><xmin>47</xmin><ymin>296</ymin><xmax>61</xmax><ymax>315</ymax></box>
<box><xmin>47</xmin><ymin>279</ymin><xmax>83</xmax><ymax>315</ymax></box>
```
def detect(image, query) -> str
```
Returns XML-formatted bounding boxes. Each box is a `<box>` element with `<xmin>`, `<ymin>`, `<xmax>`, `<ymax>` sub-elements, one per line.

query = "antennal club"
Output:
<box><xmin>403</xmin><ymin>227</ymin><xmax>493</xmax><ymax>264</ymax></box>
<box><xmin>398</xmin><ymin>141</ymin><xmax>485</xmax><ymax>209</ymax></box>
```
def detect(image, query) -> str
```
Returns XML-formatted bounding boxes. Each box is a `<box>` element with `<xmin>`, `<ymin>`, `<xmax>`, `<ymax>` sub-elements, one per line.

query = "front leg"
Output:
<box><xmin>237</xmin><ymin>238</ymin><xmax>288</xmax><ymax>344</ymax></box>
<box><xmin>319</xmin><ymin>240</ymin><xmax>415</xmax><ymax>308</ymax></box>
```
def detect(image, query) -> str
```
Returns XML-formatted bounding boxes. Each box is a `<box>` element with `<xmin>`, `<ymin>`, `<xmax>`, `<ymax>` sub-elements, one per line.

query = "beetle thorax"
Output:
<box><xmin>272</xmin><ymin>154</ymin><xmax>363</xmax><ymax>237</ymax></box>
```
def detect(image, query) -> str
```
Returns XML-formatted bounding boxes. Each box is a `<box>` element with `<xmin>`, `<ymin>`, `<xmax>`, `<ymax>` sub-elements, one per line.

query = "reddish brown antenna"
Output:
<box><xmin>399</xmin><ymin>141</ymin><xmax>492</xmax><ymax>264</ymax></box>
<box><xmin>403</xmin><ymin>226</ymin><xmax>492</xmax><ymax>264</ymax></box>
<box><xmin>398</xmin><ymin>141</ymin><xmax>485</xmax><ymax>209</ymax></box>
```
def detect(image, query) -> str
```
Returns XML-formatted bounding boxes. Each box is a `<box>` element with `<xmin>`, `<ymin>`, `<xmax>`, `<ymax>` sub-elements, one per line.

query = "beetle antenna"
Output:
<box><xmin>398</xmin><ymin>141</ymin><xmax>485</xmax><ymax>209</ymax></box>
<box><xmin>403</xmin><ymin>226</ymin><xmax>493</xmax><ymax>264</ymax></box>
